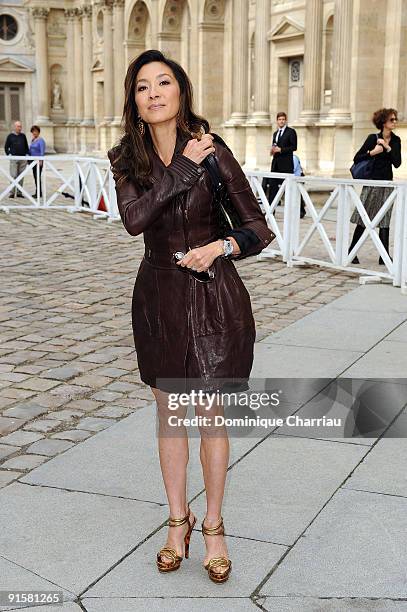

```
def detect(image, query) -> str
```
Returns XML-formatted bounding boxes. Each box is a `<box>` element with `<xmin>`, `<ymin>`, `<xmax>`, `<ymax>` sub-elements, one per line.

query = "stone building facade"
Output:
<box><xmin>1</xmin><ymin>0</ymin><xmax>407</xmax><ymax>177</ymax></box>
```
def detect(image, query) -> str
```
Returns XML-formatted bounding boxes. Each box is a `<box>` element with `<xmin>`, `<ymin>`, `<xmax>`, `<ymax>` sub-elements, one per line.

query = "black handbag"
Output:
<box><xmin>350</xmin><ymin>134</ymin><xmax>379</xmax><ymax>179</ymax></box>
<box><xmin>202</xmin><ymin>136</ymin><xmax>274</xmax><ymax>257</ymax></box>
<box><xmin>203</xmin><ymin>152</ymin><xmax>242</xmax><ymax>234</ymax></box>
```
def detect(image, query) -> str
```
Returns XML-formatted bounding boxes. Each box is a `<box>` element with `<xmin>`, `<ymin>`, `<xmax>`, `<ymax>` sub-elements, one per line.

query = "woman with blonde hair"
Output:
<box><xmin>108</xmin><ymin>49</ymin><xmax>273</xmax><ymax>583</ymax></box>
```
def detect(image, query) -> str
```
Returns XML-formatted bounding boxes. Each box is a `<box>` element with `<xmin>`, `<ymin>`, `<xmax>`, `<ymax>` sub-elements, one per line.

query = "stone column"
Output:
<box><xmin>73</xmin><ymin>8</ymin><xmax>84</xmax><ymax>123</ymax></box>
<box><xmin>31</xmin><ymin>7</ymin><xmax>50</xmax><ymax>122</ymax></box>
<box><xmin>64</xmin><ymin>9</ymin><xmax>76</xmax><ymax>124</ymax></box>
<box><xmin>228</xmin><ymin>0</ymin><xmax>248</xmax><ymax>124</ymax></box>
<box><xmin>223</xmin><ymin>0</ymin><xmax>249</xmax><ymax>161</ymax></box>
<box><xmin>300</xmin><ymin>0</ymin><xmax>323</xmax><ymax>121</ymax></box>
<box><xmin>247</xmin><ymin>0</ymin><xmax>270</xmax><ymax>125</ymax></box>
<box><xmin>112</xmin><ymin>0</ymin><xmax>125</xmax><ymax>126</ymax></box>
<box><xmin>102</xmin><ymin>0</ymin><xmax>114</xmax><ymax>122</ymax></box>
<box><xmin>329</xmin><ymin>0</ymin><xmax>353</xmax><ymax>121</ymax></box>
<box><xmin>81</xmin><ymin>4</ymin><xmax>94</xmax><ymax>126</ymax></box>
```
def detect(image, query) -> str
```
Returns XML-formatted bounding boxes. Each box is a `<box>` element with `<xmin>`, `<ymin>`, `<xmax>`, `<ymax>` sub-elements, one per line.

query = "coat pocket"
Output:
<box><xmin>132</xmin><ymin>259</ymin><xmax>162</xmax><ymax>338</ymax></box>
<box><xmin>217</xmin><ymin>261</ymin><xmax>254</xmax><ymax>332</ymax></box>
<box><xmin>191</xmin><ymin>259</ymin><xmax>254</xmax><ymax>337</ymax></box>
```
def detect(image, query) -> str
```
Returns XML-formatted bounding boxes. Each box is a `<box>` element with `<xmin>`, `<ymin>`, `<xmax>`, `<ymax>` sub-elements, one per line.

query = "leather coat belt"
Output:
<box><xmin>143</xmin><ymin>248</ymin><xmax>180</xmax><ymax>268</ymax></box>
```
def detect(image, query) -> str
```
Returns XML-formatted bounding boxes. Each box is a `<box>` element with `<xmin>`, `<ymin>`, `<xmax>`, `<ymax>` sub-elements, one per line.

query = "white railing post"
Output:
<box><xmin>336</xmin><ymin>184</ymin><xmax>348</xmax><ymax>266</ymax></box>
<box><xmin>73</xmin><ymin>160</ymin><xmax>82</xmax><ymax>209</ymax></box>
<box><xmin>282</xmin><ymin>176</ymin><xmax>293</xmax><ymax>263</ymax></box>
<box><xmin>392</xmin><ymin>184</ymin><xmax>404</xmax><ymax>287</ymax></box>
<box><xmin>87</xmin><ymin>161</ymin><xmax>98</xmax><ymax>211</ymax></box>
<box><xmin>290</xmin><ymin>176</ymin><xmax>301</xmax><ymax>257</ymax></box>
<box><xmin>400</xmin><ymin>184</ymin><xmax>407</xmax><ymax>294</ymax></box>
<box><xmin>108</xmin><ymin>168</ymin><xmax>120</xmax><ymax>219</ymax></box>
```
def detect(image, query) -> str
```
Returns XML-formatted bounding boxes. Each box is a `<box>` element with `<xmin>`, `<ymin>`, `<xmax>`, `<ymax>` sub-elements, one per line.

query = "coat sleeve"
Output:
<box><xmin>107</xmin><ymin>148</ymin><xmax>205</xmax><ymax>236</ymax></box>
<box><xmin>280</xmin><ymin>128</ymin><xmax>297</xmax><ymax>155</ymax></box>
<box><xmin>353</xmin><ymin>134</ymin><xmax>376</xmax><ymax>163</ymax></box>
<box><xmin>389</xmin><ymin>136</ymin><xmax>401</xmax><ymax>168</ymax></box>
<box><xmin>214</xmin><ymin>141</ymin><xmax>274</xmax><ymax>260</ymax></box>
<box><xmin>4</xmin><ymin>135</ymin><xmax>10</xmax><ymax>155</ymax></box>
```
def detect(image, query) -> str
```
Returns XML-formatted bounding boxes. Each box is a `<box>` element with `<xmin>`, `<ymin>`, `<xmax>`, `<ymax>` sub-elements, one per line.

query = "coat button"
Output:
<box><xmin>197</xmin><ymin>167</ymin><xmax>203</xmax><ymax>174</ymax></box>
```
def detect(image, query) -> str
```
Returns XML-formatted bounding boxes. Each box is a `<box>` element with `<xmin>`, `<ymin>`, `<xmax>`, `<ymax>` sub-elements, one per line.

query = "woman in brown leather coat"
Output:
<box><xmin>108</xmin><ymin>50</ymin><xmax>273</xmax><ymax>583</ymax></box>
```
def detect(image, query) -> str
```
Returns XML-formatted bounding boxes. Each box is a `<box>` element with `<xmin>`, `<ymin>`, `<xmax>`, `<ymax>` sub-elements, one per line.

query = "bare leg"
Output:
<box><xmin>196</xmin><ymin>394</ymin><xmax>230</xmax><ymax>574</ymax></box>
<box><xmin>152</xmin><ymin>386</ymin><xmax>196</xmax><ymax>565</ymax></box>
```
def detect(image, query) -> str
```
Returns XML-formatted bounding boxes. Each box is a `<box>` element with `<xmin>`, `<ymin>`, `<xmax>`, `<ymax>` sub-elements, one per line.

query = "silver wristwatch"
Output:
<box><xmin>222</xmin><ymin>239</ymin><xmax>233</xmax><ymax>257</ymax></box>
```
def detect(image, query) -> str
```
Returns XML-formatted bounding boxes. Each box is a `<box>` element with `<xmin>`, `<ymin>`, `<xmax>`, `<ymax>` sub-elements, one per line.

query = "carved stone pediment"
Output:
<box><xmin>0</xmin><ymin>57</ymin><xmax>34</xmax><ymax>72</ymax></box>
<box><xmin>267</xmin><ymin>17</ymin><xmax>304</xmax><ymax>42</ymax></box>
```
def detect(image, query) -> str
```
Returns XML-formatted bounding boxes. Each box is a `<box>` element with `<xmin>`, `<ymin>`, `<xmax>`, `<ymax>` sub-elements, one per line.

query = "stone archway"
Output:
<box><xmin>126</xmin><ymin>1</ymin><xmax>151</xmax><ymax>66</ymax></box>
<box><xmin>159</xmin><ymin>0</ymin><xmax>190</xmax><ymax>68</ymax></box>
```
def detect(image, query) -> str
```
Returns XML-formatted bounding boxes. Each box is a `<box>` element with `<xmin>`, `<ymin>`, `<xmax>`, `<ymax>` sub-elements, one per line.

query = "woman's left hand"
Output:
<box><xmin>176</xmin><ymin>242</ymin><xmax>222</xmax><ymax>272</ymax></box>
<box><xmin>176</xmin><ymin>238</ymin><xmax>240</xmax><ymax>272</ymax></box>
<box><xmin>377</xmin><ymin>138</ymin><xmax>390</xmax><ymax>150</ymax></box>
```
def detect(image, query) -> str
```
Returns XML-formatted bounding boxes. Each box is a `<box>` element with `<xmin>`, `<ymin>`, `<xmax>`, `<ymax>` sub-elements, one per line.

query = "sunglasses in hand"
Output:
<box><xmin>173</xmin><ymin>251</ymin><xmax>215</xmax><ymax>283</ymax></box>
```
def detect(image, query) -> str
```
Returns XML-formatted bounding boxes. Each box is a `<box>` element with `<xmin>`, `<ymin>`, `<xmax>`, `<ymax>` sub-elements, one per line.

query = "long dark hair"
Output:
<box><xmin>109</xmin><ymin>49</ymin><xmax>210</xmax><ymax>189</ymax></box>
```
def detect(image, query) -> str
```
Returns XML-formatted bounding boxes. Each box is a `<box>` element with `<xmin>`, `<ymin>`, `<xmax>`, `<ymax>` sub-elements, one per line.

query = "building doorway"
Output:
<box><xmin>0</xmin><ymin>83</ymin><xmax>25</xmax><ymax>149</ymax></box>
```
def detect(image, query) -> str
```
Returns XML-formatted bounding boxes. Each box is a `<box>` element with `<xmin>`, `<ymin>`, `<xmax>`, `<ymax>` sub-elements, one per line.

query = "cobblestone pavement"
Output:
<box><xmin>0</xmin><ymin>208</ymin><xmax>359</xmax><ymax>487</ymax></box>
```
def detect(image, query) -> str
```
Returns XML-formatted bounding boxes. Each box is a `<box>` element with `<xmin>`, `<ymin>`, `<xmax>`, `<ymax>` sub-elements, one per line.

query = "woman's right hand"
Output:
<box><xmin>370</xmin><ymin>144</ymin><xmax>383</xmax><ymax>156</ymax></box>
<box><xmin>182</xmin><ymin>133</ymin><xmax>215</xmax><ymax>164</ymax></box>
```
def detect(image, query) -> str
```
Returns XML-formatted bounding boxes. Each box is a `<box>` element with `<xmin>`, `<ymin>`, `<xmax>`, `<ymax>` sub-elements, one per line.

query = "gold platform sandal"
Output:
<box><xmin>156</xmin><ymin>506</ymin><xmax>196</xmax><ymax>573</ymax></box>
<box><xmin>201</xmin><ymin>516</ymin><xmax>232</xmax><ymax>583</ymax></box>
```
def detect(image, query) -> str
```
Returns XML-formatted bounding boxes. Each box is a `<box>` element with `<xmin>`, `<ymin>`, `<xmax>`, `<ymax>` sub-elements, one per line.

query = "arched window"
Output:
<box><xmin>0</xmin><ymin>14</ymin><xmax>18</xmax><ymax>41</ymax></box>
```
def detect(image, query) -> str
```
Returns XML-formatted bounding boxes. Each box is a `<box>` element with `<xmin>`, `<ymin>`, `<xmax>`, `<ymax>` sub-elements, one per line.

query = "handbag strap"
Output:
<box><xmin>202</xmin><ymin>153</ymin><xmax>224</xmax><ymax>195</ymax></box>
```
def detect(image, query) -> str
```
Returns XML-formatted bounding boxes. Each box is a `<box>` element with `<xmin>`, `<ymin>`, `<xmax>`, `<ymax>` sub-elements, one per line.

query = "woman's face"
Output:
<box><xmin>384</xmin><ymin>113</ymin><xmax>397</xmax><ymax>131</ymax></box>
<box><xmin>31</xmin><ymin>129</ymin><xmax>40</xmax><ymax>139</ymax></box>
<box><xmin>135</xmin><ymin>61</ymin><xmax>181</xmax><ymax>127</ymax></box>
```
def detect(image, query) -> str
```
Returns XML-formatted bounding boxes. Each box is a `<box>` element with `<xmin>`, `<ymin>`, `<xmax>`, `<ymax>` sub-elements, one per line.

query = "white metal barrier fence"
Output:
<box><xmin>0</xmin><ymin>155</ymin><xmax>119</xmax><ymax>219</ymax></box>
<box><xmin>247</xmin><ymin>171</ymin><xmax>407</xmax><ymax>295</ymax></box>
<box><xmin>1</xmin><ymin>155</ymin><xmax>406</xmax><ymax>294</ymax></box>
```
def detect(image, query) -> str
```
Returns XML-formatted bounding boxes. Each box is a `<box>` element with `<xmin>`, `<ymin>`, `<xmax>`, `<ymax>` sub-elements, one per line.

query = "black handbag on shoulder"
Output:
<box><xmin>202</xmin><ymin>134</ymin><xmax>274</xmax><ymax>257</ymax></box>
<box><xmin>203</xmin><ymin>151</ymin><xmax>242</xmax><ymax>234</ymax></box>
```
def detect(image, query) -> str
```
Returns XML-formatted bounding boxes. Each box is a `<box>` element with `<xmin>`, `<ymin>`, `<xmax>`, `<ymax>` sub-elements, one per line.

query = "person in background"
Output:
<box><xmin>4</xmin><ymin>120</ymin><xmax>29</xmax><ymax>198</ymax></box>
<box><xmin>348</xmin><ymin>108</ymin><xmax>401</xmax><ymax>265</ymax></box>
<box><xmin>293</xmin><ymin>153</ymin><xmax>306</xmax><ymax>219</ymax></box>
<box><xmin>268</xmin><ymin>111</ymin><xmax>297</xmax><ymax>206</ymax></box>
<box><xmin>29</xmin><ymin>125</ymin><xmax>46</xmax><ymax>198</ymax></box>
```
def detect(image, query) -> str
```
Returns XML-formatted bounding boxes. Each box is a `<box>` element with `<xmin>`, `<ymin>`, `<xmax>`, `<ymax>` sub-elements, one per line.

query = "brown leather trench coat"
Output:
<box><xmin>108</xmin><ymin>129</ymin><xmax>273</xmax><ymax>393</ymax></box>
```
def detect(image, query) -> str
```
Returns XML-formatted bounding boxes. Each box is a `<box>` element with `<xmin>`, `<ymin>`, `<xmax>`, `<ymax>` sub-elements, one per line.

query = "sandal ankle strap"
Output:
<box><xmin>201</xmin><ymin>516</ymin><xmax>224</xmax><ymax>535</ymax></box>
<box><xmin>168</xmin><ymin>506</ymin><xmax>190</xmax><ymax>527</ymax></box>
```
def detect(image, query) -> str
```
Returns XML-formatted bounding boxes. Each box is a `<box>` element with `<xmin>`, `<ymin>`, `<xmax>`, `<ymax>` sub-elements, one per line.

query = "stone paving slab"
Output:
<box><xmin>386</xmin><ymin>321</ymin><xmax>407</xmax><ymax>343</ymax></box>
<box><xmin>191</xmin><ymin>436</ymin><xmax>367</xmax><ymax>546</ymax></box>
<box><xmin>3</xmin><ymin>605</ymin><xmax>80</xmax><ymax>612</ymax></box>
<box><xmin>259</xmin><ymin>488</ymin><xmax>407</xmax><ymax>598</ymax></box>
<box><xmin>19</xmin><ymin>405</ymin><xmax>276</xmax><ymax>503</ymax></box>
<box><xmin>0</xmin><ymin>556</ymin><xmax>75</xmax><ymax>611</ymax></box>
<box><xmin>341</xmin><ymin>341</ymin><xmax>407</xmax><ymax>378</ymax></box>
<box><xmin>253</xmin><ymin>342</ymin><xmax>363</xmax><ymax>383</ymax></box>
<box><xmin>260</xmin><ymin>308</ymin><xmax>406</xmax><ymax>352</ymax></box>
<box><xmin>259</xmin><ymin>597</ymin><xmax>407</xmax><ymax>611</ymax></box>
<box><xmin>342</xmin><ymin>410</ymin><xmax>407</xmax><ymax>497</ymax></box>
<box><xmin>0</xmin><ymin>482</ymin><xmax>167</xmax><ymax>595</ymax></box>
<box><xmin>82</xmin><ymin>598</ymin><xmax>259</xmax><ymax>611</ymax></box>
<box><xmin>323</xmin><ymin>284</ymin><xmax>407</xmax><ymax>313</ymax></box>
<box><xmin>84</xmin><ymin>529</ymin><xmax>285</xmax><ymax>599</ymax></box>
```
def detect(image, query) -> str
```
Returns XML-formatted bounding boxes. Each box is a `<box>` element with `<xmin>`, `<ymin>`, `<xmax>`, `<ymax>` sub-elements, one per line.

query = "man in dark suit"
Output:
<box><xmin>267</xmin><ymin>112</ymin><xmax>297</xmax><ymax>206</ymax></box>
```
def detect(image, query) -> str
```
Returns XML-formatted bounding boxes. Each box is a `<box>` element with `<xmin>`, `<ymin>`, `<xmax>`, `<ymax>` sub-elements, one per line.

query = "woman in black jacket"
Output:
<box><xmin>349</xmin><ymin>108</ymin><xmax>401</xmax><ymax>264</ymax></box>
